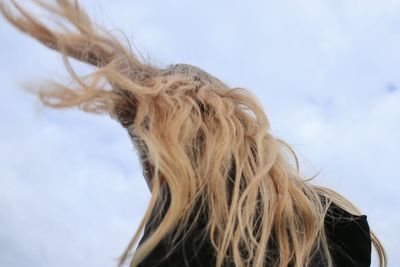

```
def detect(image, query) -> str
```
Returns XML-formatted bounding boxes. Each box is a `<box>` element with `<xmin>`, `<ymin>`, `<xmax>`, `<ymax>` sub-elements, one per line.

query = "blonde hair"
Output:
<box><xmin>1</xmin><ymin>1</ymin><xmax>387</xmax><ymax>266</ymax></box>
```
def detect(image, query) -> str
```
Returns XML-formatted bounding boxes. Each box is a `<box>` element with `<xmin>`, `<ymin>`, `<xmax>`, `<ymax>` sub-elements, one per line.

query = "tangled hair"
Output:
<box><xmin>1</xmin><ymin>1</ymin><xmax>387</xmax><ymax>267</ymax></box>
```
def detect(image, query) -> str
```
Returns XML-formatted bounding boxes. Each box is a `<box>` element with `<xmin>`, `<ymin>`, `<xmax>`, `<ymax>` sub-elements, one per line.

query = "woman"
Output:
<box><xmin>0</xmin><ymin>1</ymin><xmax>387</xmax><ymax>266</ymax></box>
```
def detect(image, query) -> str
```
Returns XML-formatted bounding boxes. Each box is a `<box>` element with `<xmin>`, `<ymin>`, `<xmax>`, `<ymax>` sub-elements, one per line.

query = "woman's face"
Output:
<box><xmin>126</xmin><ymin>124</ymin><xmax>154</xmax><ymax>191</ymax></box>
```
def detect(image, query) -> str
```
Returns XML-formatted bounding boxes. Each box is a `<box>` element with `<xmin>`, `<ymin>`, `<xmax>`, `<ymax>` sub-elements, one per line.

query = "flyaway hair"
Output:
<box><xmin>0</xmin><ymin>1</ymin><xmax>387</xmax><ymax>266</ymax></box>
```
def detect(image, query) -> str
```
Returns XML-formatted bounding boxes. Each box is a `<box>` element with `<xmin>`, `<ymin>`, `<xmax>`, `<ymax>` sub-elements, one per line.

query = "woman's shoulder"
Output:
<box><xmin>137</xmin><ymin>195</ymin><xmax>372</xmax><ymax>267</ymax></box>
<box><xmin>322</xmin><ymin>201</ymin><xmax>372</xmax><ymax>267</ymax></box>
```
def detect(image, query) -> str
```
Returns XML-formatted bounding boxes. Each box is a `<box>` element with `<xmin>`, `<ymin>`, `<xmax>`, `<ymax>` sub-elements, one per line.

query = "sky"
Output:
<box><xmin>0</xmin><ymin>0</ymin><xmax>399</xmax><ymax>266</ymax></box>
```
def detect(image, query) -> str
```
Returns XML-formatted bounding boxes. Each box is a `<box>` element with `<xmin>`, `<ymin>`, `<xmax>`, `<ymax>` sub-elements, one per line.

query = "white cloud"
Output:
<box><xmin>0</xmin><ymin>0</ymin><xmax>399</xmax><ymax>266</ymax></box>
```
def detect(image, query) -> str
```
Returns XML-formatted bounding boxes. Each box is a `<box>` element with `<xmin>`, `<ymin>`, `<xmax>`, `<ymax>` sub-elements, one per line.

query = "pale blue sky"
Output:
<box><xmin>0</xmin><ymin>0</ymin><xmax>399</xmax><ymax>266</ymax></box>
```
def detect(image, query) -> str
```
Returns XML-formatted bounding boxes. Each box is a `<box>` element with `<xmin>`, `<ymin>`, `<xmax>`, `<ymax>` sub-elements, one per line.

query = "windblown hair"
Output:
<box><xmin>1</xmin><ymin>1</ymin><xmax>387</xmax><ymax>266</ymax></box>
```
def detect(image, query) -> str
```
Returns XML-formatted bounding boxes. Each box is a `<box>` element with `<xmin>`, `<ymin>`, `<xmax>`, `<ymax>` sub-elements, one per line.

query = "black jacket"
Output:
<box><xmin>136</xmin><ymin>199</ymin><xmax>371</xmax><ymax>267</ymax></box>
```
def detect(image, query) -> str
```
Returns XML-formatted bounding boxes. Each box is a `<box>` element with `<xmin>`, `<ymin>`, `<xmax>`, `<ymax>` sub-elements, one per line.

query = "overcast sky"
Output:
<box><xmin>0</xmin><ymin>0</ymin><xmax>399</xmax><ymax>266</ymax></box>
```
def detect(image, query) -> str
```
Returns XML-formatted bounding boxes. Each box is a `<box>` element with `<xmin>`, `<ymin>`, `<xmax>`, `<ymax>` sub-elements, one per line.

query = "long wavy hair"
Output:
<box><xmin>1</xmin><ymin>1</ymin><xmax>387</xmax><ymax>266</ymax></box>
